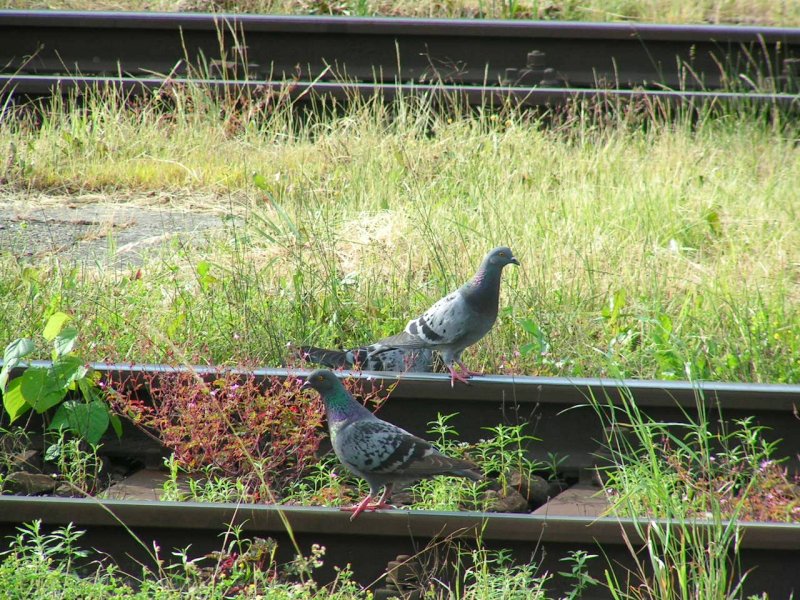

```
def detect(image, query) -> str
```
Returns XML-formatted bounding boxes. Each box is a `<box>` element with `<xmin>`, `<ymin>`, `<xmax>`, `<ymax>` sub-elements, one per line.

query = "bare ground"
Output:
<box><xmin>0</xmin><ymin>190</ymin><xmax>235</xmax><ymax>268</ymax></box>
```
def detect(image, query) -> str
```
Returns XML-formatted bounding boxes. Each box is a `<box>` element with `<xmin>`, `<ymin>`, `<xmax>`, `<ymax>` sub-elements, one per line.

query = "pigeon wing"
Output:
<box><xmin>377</xmin><ymin>292</ymin><xmax>472</xmax><ymax>349</ymax></box>
<box><xmin>339</xmin><ymin>420</ymin><xmax>430</xmax><ymax>475</ymax></box>
<box><xmin>365</xmin><ymin>344</ymin><xmax>434</xmax><ymax>372</ymax></box>
<box><xmin>341</xmin><ymin>420</ymin><xmax>480</xmax><ymax>480</ymax></box>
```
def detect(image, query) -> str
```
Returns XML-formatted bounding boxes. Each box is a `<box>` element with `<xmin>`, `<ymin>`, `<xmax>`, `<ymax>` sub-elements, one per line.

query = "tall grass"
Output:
<box><xmin>0</xmin><ymin>84</ymin><xmax>797</xmax><ymax>383</ymax></box>
<box><xmin>588</xmin><ymin>385</ymin><xmax>800</xmax><ymax>598</ymax></box>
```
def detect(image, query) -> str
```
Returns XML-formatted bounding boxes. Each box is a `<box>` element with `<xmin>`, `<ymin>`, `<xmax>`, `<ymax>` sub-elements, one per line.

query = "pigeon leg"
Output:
<box><xmin>447</xmin><ymin>363</ymin><xmax>472</xmax><ymax>387</ymax></box>
<box><xmin>456</xmin><ymin>359</ymin><xmax>483</xmax><ymax>377</ymax></box>
<box><xmin>342</xmin><ymin>493</ymin><xmax>375</xmax><ymax>521</ymax></box>
<box><xmin>342</xmin><ymin>485</ymin><xmax>396</xmax><ymax>521</ymax></box>
<box><xmin>374</xmin><ymin>483</ymin><xmax>394</xmax><ymax>507</ymax></box>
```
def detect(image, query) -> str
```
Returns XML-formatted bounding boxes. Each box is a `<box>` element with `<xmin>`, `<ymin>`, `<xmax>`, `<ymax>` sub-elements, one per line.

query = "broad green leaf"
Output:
<box><xmin>77</xmin><ymin>377</ymin><xmax>100</xmax><ymax>403</ymax></box>
<box><xmin>3</xmin><ymin>337</ymin><xmax>35</xmax><ymax>362</ymax></box>
<box><xmin>43</xmin><ymin>312</ymin><xmax>70</xmax><ymax>342</ymax></box>
<box><xmin>2</xmin><ymin>378</ymin><xmax>30</xmax><ymax>423</ymax></box>
<box><xmin>20</xmin><ymin>368</ymin><xmax>66</xmax><ymax>413</ymax></box>
<box><xmin>48</xmin><ymin>403</ymin><xmax>71</xmax><ymax>431</ymax></box>
<box><xmin>109</xmin><ymin>413</ymin><xmax>123</xmax><ymax>438</ymax></box>
<box><xmin>49</xmin><ymin>355</ymin><xmax>86</xmax><ymax>390</ymax></box>
<box><xmin>519</xmin><ymin>318</ymin><xmax>541</xmax><ymax>336</ymax></box>
<box><xmin>53</xmin><ymin>327</ymin><xmax>79</xmax><ymax>358</ymax></box>
<box><xmin>49</xmin><ymin>400</ymin><xmax>109</xmax><ymax>445</ymax></box>
<box><xmin>196</xmin><ymin>261</ymin><xmax>218</xmax><ymax>289</ymax></box>
<box><xmin>0</xmin><ymin>338</ymin><xmax>35</xmax><ymax>392</ymax></box>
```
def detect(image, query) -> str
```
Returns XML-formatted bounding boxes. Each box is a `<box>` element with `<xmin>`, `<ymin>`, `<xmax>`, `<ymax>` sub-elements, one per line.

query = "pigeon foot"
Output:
<box><xmin>341</xmin><ymin>499</ymin><xmax>395</xmax><ymax>521</ymax></box>
<box><xmin>456</xmin><ymin>360</ymin><xmax>483</xmax><ymax>377</ymax></box>
<box><xmin>447</xmin><ymin>365</ymin><xmax>472</xmax><ymax>387</ymax></box>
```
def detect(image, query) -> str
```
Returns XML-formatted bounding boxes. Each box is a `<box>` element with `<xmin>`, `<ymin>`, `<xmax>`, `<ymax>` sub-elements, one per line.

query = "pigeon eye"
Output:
<box><xmin>498</xmin><ymin>252</ymin><xmax>506</xmax><ymax>257</ymax></box>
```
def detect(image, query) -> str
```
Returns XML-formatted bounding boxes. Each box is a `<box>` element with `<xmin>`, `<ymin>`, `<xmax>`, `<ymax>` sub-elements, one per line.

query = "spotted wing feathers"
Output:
<box><xmin>378</xmin><ymin>292</ymin><xmax>471</xmax><ymax>349</ymax></box>
<box><xmin>338</xmin><ymin>419</ymin><xmax>480</xmax><ymax>480</ymax></box>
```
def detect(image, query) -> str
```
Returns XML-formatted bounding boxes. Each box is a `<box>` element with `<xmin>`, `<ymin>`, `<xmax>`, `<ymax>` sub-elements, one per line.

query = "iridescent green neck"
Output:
<box><xmin>323</xmin><ymin>387</ymin><xmax>369</xmax><ymax>423</ymax></box>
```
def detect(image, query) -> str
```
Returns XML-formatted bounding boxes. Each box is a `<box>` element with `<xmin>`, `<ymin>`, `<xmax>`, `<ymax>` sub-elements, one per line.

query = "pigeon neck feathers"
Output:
<box><xmin>320</xmin><ymin>385</ymin><xmax>374</xmax><ymax>425</ymax></box>
<box><xmin>460</xmin><ymin>260</ymin><xmax>502</xmax><ymax>314</ymax></box>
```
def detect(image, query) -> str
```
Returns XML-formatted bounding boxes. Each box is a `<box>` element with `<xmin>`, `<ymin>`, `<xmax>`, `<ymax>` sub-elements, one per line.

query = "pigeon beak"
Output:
<box><xmin>300</xmin><ymin>380</ymin><xmax>312</xmax><ymax>391</ymax></box>
<box><xmin>510</xmin><ymin>256</ymin><xmax>520</xmax><ymax>266</ymax></box>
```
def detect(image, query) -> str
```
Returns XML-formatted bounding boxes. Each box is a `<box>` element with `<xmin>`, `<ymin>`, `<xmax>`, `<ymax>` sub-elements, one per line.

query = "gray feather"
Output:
<box><xmin>336</xmin><ymin>417</ymin><xmax>482</xmax><ymax>494</ymax></box>
<box><xmin>298</xmin><ymin>344</ymin><xmax>434</xmax><ymax>372</ymax></box>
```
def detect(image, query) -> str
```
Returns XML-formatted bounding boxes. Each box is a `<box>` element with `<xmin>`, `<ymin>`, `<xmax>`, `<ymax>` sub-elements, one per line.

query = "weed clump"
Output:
<box><xmin>600</xmin><ymin>412</ymin><xmax>800</xmax><ymax>523</ymax></box>
<box><xmin>116</xmin><ymin>370</ymin><xmax>394</xmax><ymax>502</ymax></box>
<box><xmin>118</xmin><ymin>371</ymin><xmax>325</xmax><ymax>498</ymax></box>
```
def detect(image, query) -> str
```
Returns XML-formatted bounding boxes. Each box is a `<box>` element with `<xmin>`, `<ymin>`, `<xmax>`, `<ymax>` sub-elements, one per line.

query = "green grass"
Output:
<box><xmin>0</xmin><ymin>88</ymin><xmax>798</xmax><ymax>384</ymax></box>
<box><xmin>1</xmin><ymin>61</ymin><xmax>797</xmax><ymax>600</ymax></box>
<box><xmin>0</xmin><ymin>518</ymin><xmax>589</xmax><ymax>598</ymax></box>
<box><xmin>2</xmin><ymin>0</ymin><xmax>800</xmax><ymax>26</ymax></box>
<box><xmin>588</xmin><ymin>390</ymin><xmax>800</xmax><ymax>598</ymax></box>
<box><xmin>0</xmin><ymin>520</ymin><xmax>369</xmax><ymax>599</ymax></box>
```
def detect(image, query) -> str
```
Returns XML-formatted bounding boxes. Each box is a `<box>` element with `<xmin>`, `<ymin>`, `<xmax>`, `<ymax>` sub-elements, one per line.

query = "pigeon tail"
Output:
<box><xmin>298</xmin><ymin>346</ymin><xmax>361</xmax><ymax>369</ymax></box>
<box><xmin>451</xmin><ymin>468</ymin><xmax>485</xmax><ymax>482</ymax></box>
<box><xmin>300</xmin><ymin>343</ymin><xmax>435</xmax><ymax>372</ymax></box>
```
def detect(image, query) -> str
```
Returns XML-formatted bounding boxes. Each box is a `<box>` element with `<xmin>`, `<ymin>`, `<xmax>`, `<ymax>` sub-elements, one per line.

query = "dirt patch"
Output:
<box><xmin>0</xmin><ymin>192</ymin><xmax>234</xmax><ymax>268</ymax></box>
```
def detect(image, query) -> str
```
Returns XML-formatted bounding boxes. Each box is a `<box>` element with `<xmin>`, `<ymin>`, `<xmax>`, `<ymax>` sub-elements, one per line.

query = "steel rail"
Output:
<box><xmin>6</xmin><ymin>361</ymin><xmax>800</xmax><ymax>474</ymax></box>
<box><xmin>100</xmin><ymin>363</ymin><xmax>800</xmax><ymax>474</ymax></box>
<box><xmin>2</xmin><ymin>363</ymin><xmax>799</xmax><ymax>595</ymax></box>
<box><xmin>0</xmin><ymin>496</ymin><xmax>797</xmax><ymax>597</ymax></box>
<box><xmin>2</xmin><ymin>11</ymin><xmax>800</xmax><ymax>104</ymax></box>
<box><xmin>3</xmin><ymin>75</ymin><xmax>799</xmax><ymax>108</ymax></box>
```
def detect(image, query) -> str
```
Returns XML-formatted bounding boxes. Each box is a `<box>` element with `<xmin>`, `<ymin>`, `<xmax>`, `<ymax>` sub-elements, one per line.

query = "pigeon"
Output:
<box><xmin>371</xmin><ymin>246</ymin><xmax>519</xmax><ymax>386</ymax></box>
<box><xmin>297</xmin><ymin>343</ymin><xmax>434</xmax><ymax>372</ymax></box>
<box><xmin>301</xmin><ymin>369</ymin><xmax>483</xmax><ymax>521</ymax></box>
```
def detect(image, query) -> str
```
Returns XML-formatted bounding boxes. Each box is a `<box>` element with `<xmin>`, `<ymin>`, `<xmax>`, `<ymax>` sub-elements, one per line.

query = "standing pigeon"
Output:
<box><xmin>297</xmin><ymin>343</ymin><xmax>434</xmax><ymax>372</ymax></box>
<box><xmin>301</xmin><ymin>369</ymin><xmax>482</xmax><ymax>521</ymax></box>
<box><xmin>371</xmin><ymin>246</ymin><xmax>519</xmax><ymax>386</ymax></box>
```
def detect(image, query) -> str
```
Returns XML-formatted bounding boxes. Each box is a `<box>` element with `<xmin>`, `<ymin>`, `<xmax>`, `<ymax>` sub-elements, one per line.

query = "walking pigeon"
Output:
<box><xmin>297</xmin><ymin>343</ymin><xmax>434</xmax><ymax>372</ymax></box>
<box><xmin>301</xmin><ymin>369</ymin><xmax>483</xmax><ymax>521</ymax></box>
<box><xmin>371</xmin><ymin>246</ymin><xmax>519</xmax><ymax>386</ymax></box>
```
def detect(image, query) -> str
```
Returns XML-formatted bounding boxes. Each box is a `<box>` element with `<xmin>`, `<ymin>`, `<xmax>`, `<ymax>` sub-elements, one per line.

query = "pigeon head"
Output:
<box><xmin>484</xmin><ymin>246</ymin><xmax>520</xmax><ymax>269</ymax></box>
<box><xmin>461</xmin><ymin>246</ymin><xmax>520</xmax><ymax>313</ymax></box>
<box><xmin>301</xmin><ymin>369</ymin><xmax>342</xmax><ymax>394</ymax></box>
<box><xmin>302</xmin><ymin>368</ymin><xmax>370</xmax><ymax>423</ymax></box>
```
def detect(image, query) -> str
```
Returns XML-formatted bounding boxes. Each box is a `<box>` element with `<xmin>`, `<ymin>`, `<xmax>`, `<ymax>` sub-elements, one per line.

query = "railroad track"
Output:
<box><xmin>1</xmin><ymin>363</ymin><xmax>799</xmax><ymax>597</ymax></box>
<box><xmin>2</xmin><ymin>11</ymin><xmax>800</xmax><ymax>106</ymax></box>
<box><xmin>1</xmin><ymin>497</ymin><xmax>799</xmax><ymax>598</ymax></box>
